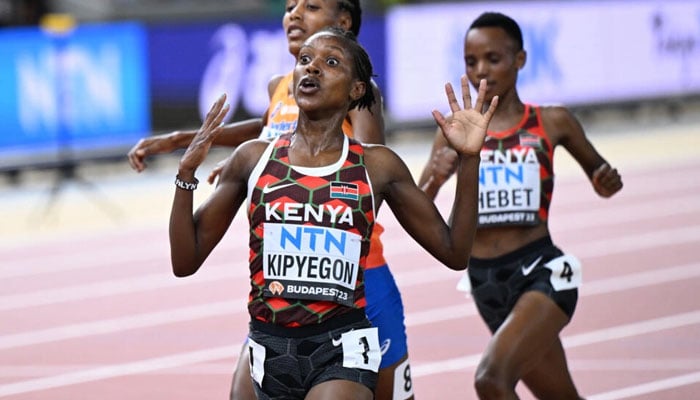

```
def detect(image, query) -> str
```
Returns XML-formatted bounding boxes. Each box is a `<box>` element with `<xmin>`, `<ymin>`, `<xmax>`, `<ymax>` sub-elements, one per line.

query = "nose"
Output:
<box><xmin>305</xmin><ymin>58</ymin><xmax>321</xmax><ymax>75</ymax></box>
<box><xmin>288</xmin><ymin>3</ymin><xmax>302</xmax><ymax>21</ymax></box>
<box><xmin>472</xmin><ymin>60</ymin><xmax>488</xmax><ymax>79</ymax></box>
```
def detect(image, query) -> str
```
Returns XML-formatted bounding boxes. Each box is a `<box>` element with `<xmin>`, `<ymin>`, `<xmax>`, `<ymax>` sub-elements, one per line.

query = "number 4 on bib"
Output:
<box><xmin>543</xmin><ymin>254</ymin><xmax>582</xmax><ymax>291</ymax></box>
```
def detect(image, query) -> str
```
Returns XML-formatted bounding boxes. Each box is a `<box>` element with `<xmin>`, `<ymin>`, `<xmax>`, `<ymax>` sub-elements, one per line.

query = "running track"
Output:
<box><xmin>1</xmin><ymin>125</ymin><xmax>699</xmax><ymax>399</ymax></box>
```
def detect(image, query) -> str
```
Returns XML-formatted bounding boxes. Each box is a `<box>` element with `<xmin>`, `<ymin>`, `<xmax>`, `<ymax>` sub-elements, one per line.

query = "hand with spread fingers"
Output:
<box><xmin>178</xmin><ymin>94</ymin><xmax>231</xmax><ymax>174</ymax></box>
<box><xmin>432</xmin><ymin>76</ymin><xmax>498</xmax><ymax>157</ymax></box>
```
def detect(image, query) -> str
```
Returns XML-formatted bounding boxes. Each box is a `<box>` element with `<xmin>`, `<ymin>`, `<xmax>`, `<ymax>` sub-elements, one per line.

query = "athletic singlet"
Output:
<box><xmin>246</xmin><ymin>134</ymin><xmax>375</xmax><ymax>327</ymax></box>
<box><xmin>259</xmin><ymin>72</ymin><xmax>386</xmax><ymax>269</ymax></box>
<box><xmin>478</xmin><ymin>104</ymin><xmax>554</xmax><ymax>227</ymax></box>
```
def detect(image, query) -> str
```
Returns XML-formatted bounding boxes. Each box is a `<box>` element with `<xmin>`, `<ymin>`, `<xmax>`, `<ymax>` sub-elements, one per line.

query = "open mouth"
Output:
<box><xmin>287</xmin><ymin>25</ymin><xmax>305</xmax><ymax>39</ymax></box>
<box><xmin>298</xmin><ymin>77</ymin><xmax>320</xmax><ymax>93</ymax></box>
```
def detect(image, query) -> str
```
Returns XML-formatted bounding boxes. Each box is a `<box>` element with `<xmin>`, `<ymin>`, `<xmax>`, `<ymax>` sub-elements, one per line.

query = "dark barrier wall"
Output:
<box><xmin>0</xmin><ymin>15</ymin><xmax>385</xmax><ymax>170</ymax></box>
<box><xmin>147</xmin><ymin>15</ymin><xmax>387</xmax><ymax>131</ymax></box>
<box><xmin>0</xmin><ymin>22</ymin><xmax>150</xmax><ymax>170</ymax></box>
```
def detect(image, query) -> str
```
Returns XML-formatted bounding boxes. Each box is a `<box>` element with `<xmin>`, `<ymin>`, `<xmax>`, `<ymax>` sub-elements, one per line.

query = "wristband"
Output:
<box><xmin>175</xmin><ymin>175</ymin><xmax>199</xmax><ymax>191</ymax></box>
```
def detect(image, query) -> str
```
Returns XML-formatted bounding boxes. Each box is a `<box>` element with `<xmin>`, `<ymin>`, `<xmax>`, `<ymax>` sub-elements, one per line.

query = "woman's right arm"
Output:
<box><xmin>168</xmin><ymin>95</ymin><xmax>265</xmax><ymax>277</ymax></box>
<box><xmin>127</xmin><ymin>118</ymin><xmax>264</xmax><ymax>172</ymax></box>
<box><xmin>417</xmin><ymin>126</ymin><xmax>459</xmax><ymax>200</ymax></box>
<box><xmin>130</xmin><ymin>73</ymin><xmax>286</xmax><ymax>173</ymax></box>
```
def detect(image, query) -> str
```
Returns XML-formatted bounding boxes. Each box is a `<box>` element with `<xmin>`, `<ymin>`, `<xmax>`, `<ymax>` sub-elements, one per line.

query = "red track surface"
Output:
<box><xmin>2</xmin><ymin>135</ymin><xmax>699</xmax><ymax>399</ymax></box>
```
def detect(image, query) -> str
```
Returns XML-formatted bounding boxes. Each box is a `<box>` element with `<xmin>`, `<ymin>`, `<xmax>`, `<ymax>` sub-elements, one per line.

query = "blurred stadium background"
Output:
<box><xmin>1</xmin><ymin>0</ymin><xmax>698</xmax><ymax>185</ymax></box>
<box><xmin>1</xmin><ymin>1</ymin><xmax>700</xmax><ymax>399</ymax></box>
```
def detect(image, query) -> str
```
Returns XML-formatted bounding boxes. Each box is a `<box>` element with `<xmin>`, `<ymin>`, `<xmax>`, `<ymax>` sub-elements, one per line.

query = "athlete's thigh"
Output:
<box><xmin>364</xmin><ymin>265</ymin><xmax>414</xmax><ymax>400</ymax></box>
<box><xmin>375</xmin><ymin>354</ymin><xmax>414</xmax><ymax>400</ymax></box>
<box><xmin>306</xmin><ymin>379</ymin><xmax>374</xmax><ymax>400</ymax></box>
<box><xmin>484</xmin><ymin>291</ymin><xmax>570</xmax><ymax>380</ymax></box>
<box><xmin>520</xmin><ymin>338</ymin><xmax>582</xmax><ymax>400</ymax></box>
<box><xmin>364</xmin><ymin>265</ymin><xmax>409</xmax><ymax>368</ymax></box>
<box><xmin>230</xmin><ymin>342</ymin><xmax>256</xmax><ymax>400</ymax></box>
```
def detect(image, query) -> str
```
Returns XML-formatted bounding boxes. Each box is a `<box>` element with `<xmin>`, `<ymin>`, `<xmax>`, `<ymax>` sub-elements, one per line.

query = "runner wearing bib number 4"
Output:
<box><xmin>419</xmin><ymin>12</ymin><xmax>623</xmax><ymax>400</ymax></box>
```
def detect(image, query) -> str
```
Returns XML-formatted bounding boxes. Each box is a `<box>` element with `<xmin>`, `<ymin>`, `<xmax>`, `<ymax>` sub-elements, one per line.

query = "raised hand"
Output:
<box><xmin>178</xmin><ymin>94</ymin><xmax>230</xmax><ymax>173</ymax></box>
<box><xmin>592</xmin><ymin>162</ymin><xmax>623</xmax><ymax>198</ymax></box>
<box><xmin>431</xmin><ymin>76</ymin><xmax>497</xmax><ymax>156</ymax></box>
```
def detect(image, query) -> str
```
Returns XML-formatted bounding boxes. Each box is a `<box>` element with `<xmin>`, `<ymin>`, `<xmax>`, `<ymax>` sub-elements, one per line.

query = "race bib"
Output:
<box><xmin>543</xmin><ymin>254</ymin><xmax>582</xmax><ymax>291</ymax></box>
<box><xmin>478</xmin><ymin>154</ymin><xmax>541</xmax><ymax>226</ymax></box>
<box><xmin>262</xmin><ymin>223</ymin><xmax>361</xmax><ymax>306</ymax></box>
<box><xmin>393</xmin><ymin>357</ymin><xmax>415</xmax><ymax>400</ymax></box>
<box><xmin>247</xmin><ymin>337</ymin><xmax>266</xmax><ymax>387</ymax></box>
<box><xmin>334</xmin><ymin>327</ymin><xmax>381</xmax><ymax>372</ymax></box>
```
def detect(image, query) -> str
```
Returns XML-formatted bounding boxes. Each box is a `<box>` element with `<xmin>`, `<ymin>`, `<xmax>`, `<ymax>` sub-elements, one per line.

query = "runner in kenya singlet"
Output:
<box><xmin>246</xmin><ymin>133</ymin><xmax>375</xmax><ymax>326</ymax></box>
<box><xmin>478</xmin><ymin>104</ymin><xmax>555</xmax><ymax>228</ymax></box>
<box><xmin>260</xmin><ymin>72</ymin><xmax>386</xmax><ymax>269</ymax></box>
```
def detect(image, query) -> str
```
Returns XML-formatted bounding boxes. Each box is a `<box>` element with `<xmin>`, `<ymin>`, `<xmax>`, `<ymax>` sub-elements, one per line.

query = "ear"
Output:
<box><xmin>337</xmin><ymin>10</ymin><xmax>352</xmax><ymax>32</ymax></box>
<box><xmin>516</xmin><ymin>49</ymin><xmax>527</xmax><ymax>70</ymax></box>
<box><xmin>350</xmin><ymin>79</ymin><xmax>366</xmax><ymax>102</ymax></box>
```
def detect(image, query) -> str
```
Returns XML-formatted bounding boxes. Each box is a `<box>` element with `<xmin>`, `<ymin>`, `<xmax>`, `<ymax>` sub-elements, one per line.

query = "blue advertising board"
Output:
<box><xmin>147</xmin><ymin>16</ymin><xmax>386</xmax><ymax>125</ymax></box>
<box><xmin>0</xmin><ymin>22</ymin><xmax>150</xmax><ymax>169</ymax></box>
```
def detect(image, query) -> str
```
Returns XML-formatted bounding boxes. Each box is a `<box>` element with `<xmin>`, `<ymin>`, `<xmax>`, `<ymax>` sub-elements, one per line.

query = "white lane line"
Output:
<box><xmin>411</xmin><ymin>310</ymin><xmax>700</xmax><ymax>377</ymax></box>
<box><xmin>2</xmin><ymin>261</ymin><xmax>699</xmax><ymax>351</ymax></box>
<box><xmin>10</xmin><ymin>357</ymin><xmax>697</xmax><ymax>378</ymax></box>
<box><xmin>0</xmin><ymin>268</ymin><xmax>246</xmax><ymax>311</ymax></box>
<box><xmin>0</xmin><ymin>344</ymin><xmax>240</xmax><ymax>397</ymax></box>
<box><xmin>2</xmin><ymin>310</ymin><xmax>698</xmax><ymax>397</ymax></box>
<box><xmin>3</xmin><ymin>224</ymin><xmax>699</xmax><ymax>312</ymax></box>
<box><xmin>570</xmin><ymin>225</ymin><xmax>700</xmax><ymax>259</ymax></box>
<box><xmin>0</xmin><ymin>300</ymin><xmax>244</xmax><ymax>350</ymax></box>
<box><xmin>580</xmin><ymin>262</ymin><xmax>700</xmax><ymax>296</ymax></box>
<box><xmin>552</xmin><ymin>173</ymin><xmax>700</xmax><ymax>207</ymax></box>
<box><xmin>587</xmin><ymin>371</ymin><xmax>700</xmax><ymax>400</ymax></box>
<box><xmin>563</xmin><ymin>311</ymin><xmax>700</xmax><ymax>348</ymax></box>
<box><xmin>570</xmin><ymin>358</ymin><xmax>700</xmax><ymax>371</ymax></box>
<box><xmin>552</xmin><ymin>194</ymin><xmax>700</xmax><ymax>232</ymax></box>
<box><xmin>0</xmin><ymin>362</ymin><xmax>238</xmax><ymax>377</ymax></box>
<box><xmin>4</xmin><ymin>174</ymin><xmax>698</xmax><ymax>278</ymax></box>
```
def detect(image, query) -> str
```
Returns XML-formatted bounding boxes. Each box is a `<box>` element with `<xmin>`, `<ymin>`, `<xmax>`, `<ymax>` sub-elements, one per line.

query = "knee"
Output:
<box><xmin>474</xmin><ymin>366</ymin><xmax>514</xmax><ymax>400</ymax></box>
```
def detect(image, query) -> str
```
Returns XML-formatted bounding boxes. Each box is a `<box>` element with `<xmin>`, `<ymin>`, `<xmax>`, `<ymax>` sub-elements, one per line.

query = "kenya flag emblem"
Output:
<box><xmin>330</xmin><ymin>181</ymin><xmax>359</xmax><ymax>201</ymax></box>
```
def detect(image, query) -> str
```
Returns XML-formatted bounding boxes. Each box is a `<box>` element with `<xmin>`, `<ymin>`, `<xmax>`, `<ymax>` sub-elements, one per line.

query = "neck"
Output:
<box><xmin>292</xmin><ymin>113</ymin><xmax>346</xmax><ymax>158</ymax></box>
<box><xmin>490</xmin><ymin>90</ymin><xmax>524</xmax><ymax>119</ymax></box>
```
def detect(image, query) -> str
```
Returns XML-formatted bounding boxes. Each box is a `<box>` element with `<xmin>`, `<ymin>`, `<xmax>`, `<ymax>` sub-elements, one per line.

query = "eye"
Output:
<box><xmin>326</xmin><ymin>57</ymin><xmax>339</xmax><ymax>66</ymax></box>
<box><xmin>299</xmin><ymin>54</ymin><xmax>311</xmax><ymax>64</ymax></box>
<box><xmin>285</xmin><ymin>2</ymin><xmax>296</xmax><ymax>12</ymax></box>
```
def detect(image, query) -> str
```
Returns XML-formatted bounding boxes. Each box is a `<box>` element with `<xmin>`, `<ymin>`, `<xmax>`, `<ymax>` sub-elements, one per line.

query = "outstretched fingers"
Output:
<box><xmin>203</xmin><ymin>94</ymin><xmax>229</xmax><ymax>132</ymax></box>
<box><xmin>179</xmin><ymin>94</ymin><xmax>229</xmax><ymax>172</ymax></box>
<box><xmin>444</xmin><ymin>82</ymin><xmax>461</xmax><ymax>115</ymax></box>
<box><xmin>431</xmin><ymin>109</ymin><xmax>447</xmax><ymax>132</ymax></box>
<box><xmin>482</xmin><ymin>94</ymin><xmax>499</xmax><ymax>125</ymax></box>
<box><xmin>472</xmin><ymin>78</ymin><xmax>487</xmax><ymax>112</ymax></box>
<box><xmin>461</xmin><ymin>75</ymin><xmax>473</xmax><ymax>110</ymax></box>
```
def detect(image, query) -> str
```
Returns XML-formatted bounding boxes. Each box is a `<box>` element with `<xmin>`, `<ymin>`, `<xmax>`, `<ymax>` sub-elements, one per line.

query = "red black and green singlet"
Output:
<box><xmin>260</xmin><ymin>72</ymin><xmax>387</xmax><ymax>269</ymax></box>
<box><xmin>478</xmin><ymin>104</ymin><xmax>554</xmax><ymax>227</ymax></box>
<box><xmin>246</xmin><ymin>133</ymin><xmax>375</xmax><ymax>327</ymax></box>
